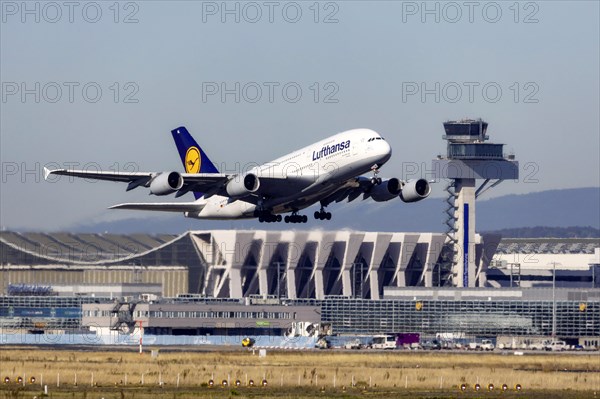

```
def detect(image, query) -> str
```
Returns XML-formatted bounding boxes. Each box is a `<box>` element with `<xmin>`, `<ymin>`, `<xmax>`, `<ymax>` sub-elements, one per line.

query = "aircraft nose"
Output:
<box><xmin>382</xmin><ymin>140</ymin><xmax>391</xmax><ymax>156</ymax></box>
<box><xmin>380</xmin><ymin>139</ymin><xmax>392</xmax><ymax>161</ymax></box>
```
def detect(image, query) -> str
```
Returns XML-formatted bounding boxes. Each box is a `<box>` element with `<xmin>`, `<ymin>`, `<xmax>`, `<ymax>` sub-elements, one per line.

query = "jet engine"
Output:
<box><xmin>370</xmin><ymin>178</ymin><xmax>402</xmax><ymax>202</ymax></box>
<box><xmin>150</xmin><ymin>172</ymin><xmax>184</xmax><ymax>195</ymax></box>
<box><xmin>226</xmin><ymin>173</ymin><xmax>260</xmax><ymax>197</ymax></box>
<box><xmin>399</xmin><ymin>178</ymin><xmax>431</xmax><ymax>202</ymax></box>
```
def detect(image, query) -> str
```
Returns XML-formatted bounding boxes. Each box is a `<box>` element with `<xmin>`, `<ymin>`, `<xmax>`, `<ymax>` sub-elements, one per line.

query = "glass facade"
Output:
<box><xmin>293</xmin><ymin>297</ymin><xmax>599</xmax><ymax>338</ymax></box>
<box><xmin>2</xmin><ymin>295</ymin><xmax>598</xmax><ymax>339</ymax></box>
<box><xmin>0</xmin><ymin>296</ymin><xmax>112</xmax><ymax>330</ymax></box>
<box><xmin>448</xmin><ymin>143</ymin><xmax>504</xmax><ymax>159</ymax></box>
<box><xmin>443</xmin><ymin>121</ymin><xmax>488</xmax><ymax>137</ymax></box>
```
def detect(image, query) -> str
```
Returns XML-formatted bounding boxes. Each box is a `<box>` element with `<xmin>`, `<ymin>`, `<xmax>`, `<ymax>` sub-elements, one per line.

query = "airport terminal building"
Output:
<box><xmin>1</xmin><ymin>230</ymin><xmax>599</xmax><ymax>344</ymax></box>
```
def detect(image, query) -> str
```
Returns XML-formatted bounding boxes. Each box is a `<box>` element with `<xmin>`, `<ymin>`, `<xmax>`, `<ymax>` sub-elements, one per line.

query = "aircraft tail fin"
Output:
<box><xmin>171</xmin><ymin>126</ymin><xmax>219</xmax><ymax>199</ymax></box>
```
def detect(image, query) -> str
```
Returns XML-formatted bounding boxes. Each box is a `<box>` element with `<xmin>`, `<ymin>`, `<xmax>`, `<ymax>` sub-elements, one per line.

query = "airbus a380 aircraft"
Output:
<box><xmin>44</xmin><ymin>127</ymin><xmax>431</xmax><ymax>224</ymax></box>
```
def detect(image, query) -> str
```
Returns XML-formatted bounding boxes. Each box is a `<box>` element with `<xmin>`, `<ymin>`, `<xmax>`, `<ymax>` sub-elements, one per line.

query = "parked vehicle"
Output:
<box><xmin>546</xmin><ymin>340</ymin><xmax>567</xmax><ymax>351</ymax></box>
<box><xmin>467</xmin><ymin>339</ymin><xmax>494</xmax><ymax>351</ymax></box>
<box><xmin>371</xmin><ymin>335</ymin><xmax>397</xmax><ymax>350</ymax></box>
<box><xmin>396</xmin><ymin>333</ymin><xmax>420</xmax><ymax>347</ymax></box>
<box><xmin>480</xmin><ymin>339</ymin><xmax>495</xmax><ymax>351</ymax></box>
<box><xmin>316</xmin><ymin>337</ymin><xmax>331</xmax><ymax>349</ymax></box>
<box><xmin>344</xmin><ymin>339</ymin><xmax>362</xmax><ymax>350</ymax></box>
<box><xmin>528</xmin><ymin>340</ymin><xmax>549</xmax><ymax>350</ymax></box>
<box><xmin>421</xmin><ymin>340</ymin><xmax>442</xmax><ymax>350</ymax></box>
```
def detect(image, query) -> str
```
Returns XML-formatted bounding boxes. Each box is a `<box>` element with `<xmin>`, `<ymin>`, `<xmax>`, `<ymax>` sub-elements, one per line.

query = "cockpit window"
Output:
<box><xmin>368</xmin><ymin>137</ymin><xmax>385</xmax><ymax>142</ymax></box>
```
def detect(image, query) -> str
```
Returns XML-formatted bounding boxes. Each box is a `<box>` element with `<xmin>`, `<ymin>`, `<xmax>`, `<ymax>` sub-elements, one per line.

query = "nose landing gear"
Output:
<box><xmin>370</xmin><ymin>164</ymin><xmax>383</xmax><ymax>185</ymax></box>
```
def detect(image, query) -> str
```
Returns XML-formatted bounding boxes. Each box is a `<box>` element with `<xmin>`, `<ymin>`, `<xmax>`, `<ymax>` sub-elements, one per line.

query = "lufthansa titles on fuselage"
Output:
<box><xmin>312</xmin><ymin>140</ymin><xmax>350</xmax><ymax>161</ymax></box>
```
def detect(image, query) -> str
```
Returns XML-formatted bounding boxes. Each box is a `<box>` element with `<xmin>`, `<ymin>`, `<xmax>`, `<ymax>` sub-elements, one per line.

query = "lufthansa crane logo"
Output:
<box><xmin>185</xmin><ymin>147</ymin><xmax>201</xmax><ymax>173</ymax></box>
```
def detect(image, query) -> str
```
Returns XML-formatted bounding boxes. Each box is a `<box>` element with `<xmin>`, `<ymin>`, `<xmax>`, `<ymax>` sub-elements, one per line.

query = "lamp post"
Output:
<box><xmin>549</xmin><ymin>261</ymin><xmax>561</xmax><ymax>337</ymax></box>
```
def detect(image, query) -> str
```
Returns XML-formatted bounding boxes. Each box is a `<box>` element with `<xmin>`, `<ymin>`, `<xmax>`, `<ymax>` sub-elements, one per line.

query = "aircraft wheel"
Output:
<box><xmin>258</xmin><ymin>216</ymin><xmax>264</xmax><ymax>223</ymax></box>
<box><xmin>276</xmin><ymin>214</ymin><xmax>282</xmax><ymax>222</ymax></box>
<box><xmin>314</xmin><ymin>211</ymin><xmax>320</xmax><ymax>219</ymax></box>
<box><xmin>284</xmin><ymin>216</ymin><xmax>290</xmax><ymax>223</ymax></box>
<box><xmin>302</xmin><ymin>215</ymin><xmax>308</xmax><ymax>223</ymax></box>
<box><xmin>325</xmin><ymin>212</ymin><xmax>332</xmax><ymax>220</ymax></box>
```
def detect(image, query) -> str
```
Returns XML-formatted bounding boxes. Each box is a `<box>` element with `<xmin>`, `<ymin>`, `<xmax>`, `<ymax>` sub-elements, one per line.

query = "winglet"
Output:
<box><xmin>43</xmin><ymin>167</ymin><xmax>52</xmax><ymax>181</ymax></box>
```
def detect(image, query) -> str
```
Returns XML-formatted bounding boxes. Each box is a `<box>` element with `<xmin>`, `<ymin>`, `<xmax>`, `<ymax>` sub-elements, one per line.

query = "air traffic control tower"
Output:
<box><xmin>433</xmin><ymin>119</ymin><xmax>519</xmax><ymax>287</ymax></box>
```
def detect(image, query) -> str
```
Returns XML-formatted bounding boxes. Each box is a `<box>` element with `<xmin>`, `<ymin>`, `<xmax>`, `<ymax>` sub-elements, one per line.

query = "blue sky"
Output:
<box><xmin>1</xmin><ymin>1</ymin><xmax>599</xmax><ymax>230</ymax></box>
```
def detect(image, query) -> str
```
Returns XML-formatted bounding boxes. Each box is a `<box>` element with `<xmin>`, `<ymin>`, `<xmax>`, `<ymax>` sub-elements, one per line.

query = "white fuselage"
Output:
<box><xmin>186</xmin><ymin>128</ymin><xmax>391</xmax><ymax>219</ymax></box>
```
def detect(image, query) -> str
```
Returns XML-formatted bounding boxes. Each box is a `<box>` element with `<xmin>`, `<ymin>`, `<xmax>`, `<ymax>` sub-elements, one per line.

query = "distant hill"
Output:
<box><xmin>68</xmin><ymin>187</ymin><xmax>600</xmax><ymax>235</ymax></box>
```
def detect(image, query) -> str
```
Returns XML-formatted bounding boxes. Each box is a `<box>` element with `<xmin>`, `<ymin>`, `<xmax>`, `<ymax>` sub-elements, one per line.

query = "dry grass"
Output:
<box><xmin>0</xmin><ymin>347</ymin><xmax>599</xmax><ymax>395</ymax></box>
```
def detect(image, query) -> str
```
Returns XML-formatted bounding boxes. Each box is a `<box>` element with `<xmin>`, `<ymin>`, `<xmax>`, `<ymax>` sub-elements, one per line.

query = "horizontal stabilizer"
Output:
<box><xmin>109</xmin><ymin>202</ymin><xmax>205</xmax><ymax>213</ymax></box>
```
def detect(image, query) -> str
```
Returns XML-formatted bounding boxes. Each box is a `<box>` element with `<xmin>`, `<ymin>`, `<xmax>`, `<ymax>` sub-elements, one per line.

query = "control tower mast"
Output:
<box><xmin>433</xmin><ymin>119</ymin><xmax>519</xmax><ymax>287</ymax></box>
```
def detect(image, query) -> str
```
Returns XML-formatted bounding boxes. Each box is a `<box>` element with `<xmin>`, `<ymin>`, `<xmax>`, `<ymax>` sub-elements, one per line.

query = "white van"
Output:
<box><xmin>371</xmin><ymin>335</ymin><xmax>396</xmax><ymax>350</ymax></box>
<box><xmin>547</xmin><ymin>341</ymin><xmax>567</xmax><ymax>351</ymax></box>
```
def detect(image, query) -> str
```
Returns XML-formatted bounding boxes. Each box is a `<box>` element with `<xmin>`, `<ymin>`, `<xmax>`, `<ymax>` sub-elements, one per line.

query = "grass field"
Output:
<box><xmin>0</xmin><ymin>347</ymin><xmax>599</xmax><ymax>398</ymax></box>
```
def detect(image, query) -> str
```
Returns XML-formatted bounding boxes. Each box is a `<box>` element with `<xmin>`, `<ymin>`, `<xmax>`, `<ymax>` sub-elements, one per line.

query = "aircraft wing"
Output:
<box><xmin>109</xmin><ymin>202</ymin><xmax>205</xmax><ymax>212</ymax></box>
<box><xmin>43</xmin><ymin>167</ymin><xmax>289</xmax><ymax>199</ymax></box>
<box><xmin>44</xmin><ymin>167</ymin><xmax>230</xmax><ymax>196</ymax></box>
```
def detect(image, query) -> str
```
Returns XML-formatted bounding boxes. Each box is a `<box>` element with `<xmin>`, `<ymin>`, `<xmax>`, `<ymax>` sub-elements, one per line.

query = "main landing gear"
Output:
<box><xmin>284</xmin><ymin>212</ymin><xmax>307</xmax><ymax>224</ymax></box>
<box><xmin>314</xmin><ymin>208</ymin><xmax>332</xmax><ymax>220</ymax></box>
<box><xmin>258</xmin><ymin>212</ymin><xmax>282</xmax><ymax>223</ymax></box>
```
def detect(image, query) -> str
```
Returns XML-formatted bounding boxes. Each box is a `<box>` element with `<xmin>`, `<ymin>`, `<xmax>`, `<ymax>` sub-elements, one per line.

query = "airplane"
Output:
<box><xmin>44</xmin><ymin>126</ymin><xmax>431</xmax><ymax>224</ymax></box>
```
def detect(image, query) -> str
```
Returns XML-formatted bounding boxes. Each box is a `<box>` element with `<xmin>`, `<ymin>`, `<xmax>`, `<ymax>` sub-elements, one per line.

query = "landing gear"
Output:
<box><xmin>284</xmin><ymin>212</ymin><xmax>307</xmax><ymax>224</ymax></box>
<box><xmin>314</xmin><ymin>208</ymin><xmax>332</xmax><ymax>221</ymax></box>
<box><xmin>370</xmin><ymin>164</ymin><xmax>382</xmax><ymax>185</ymax></box>
<box><xmin>257</xmin><ymin>211</ymin><xmax>282</xmax><ymax>223</ymax></box>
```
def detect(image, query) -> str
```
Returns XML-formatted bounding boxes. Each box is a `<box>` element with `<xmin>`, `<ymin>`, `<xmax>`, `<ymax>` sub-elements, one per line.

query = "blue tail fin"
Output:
<box><xmin>171</xmin><ymin>126</ymin><xmax>219</xmax><ymax>199</ymax></box>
